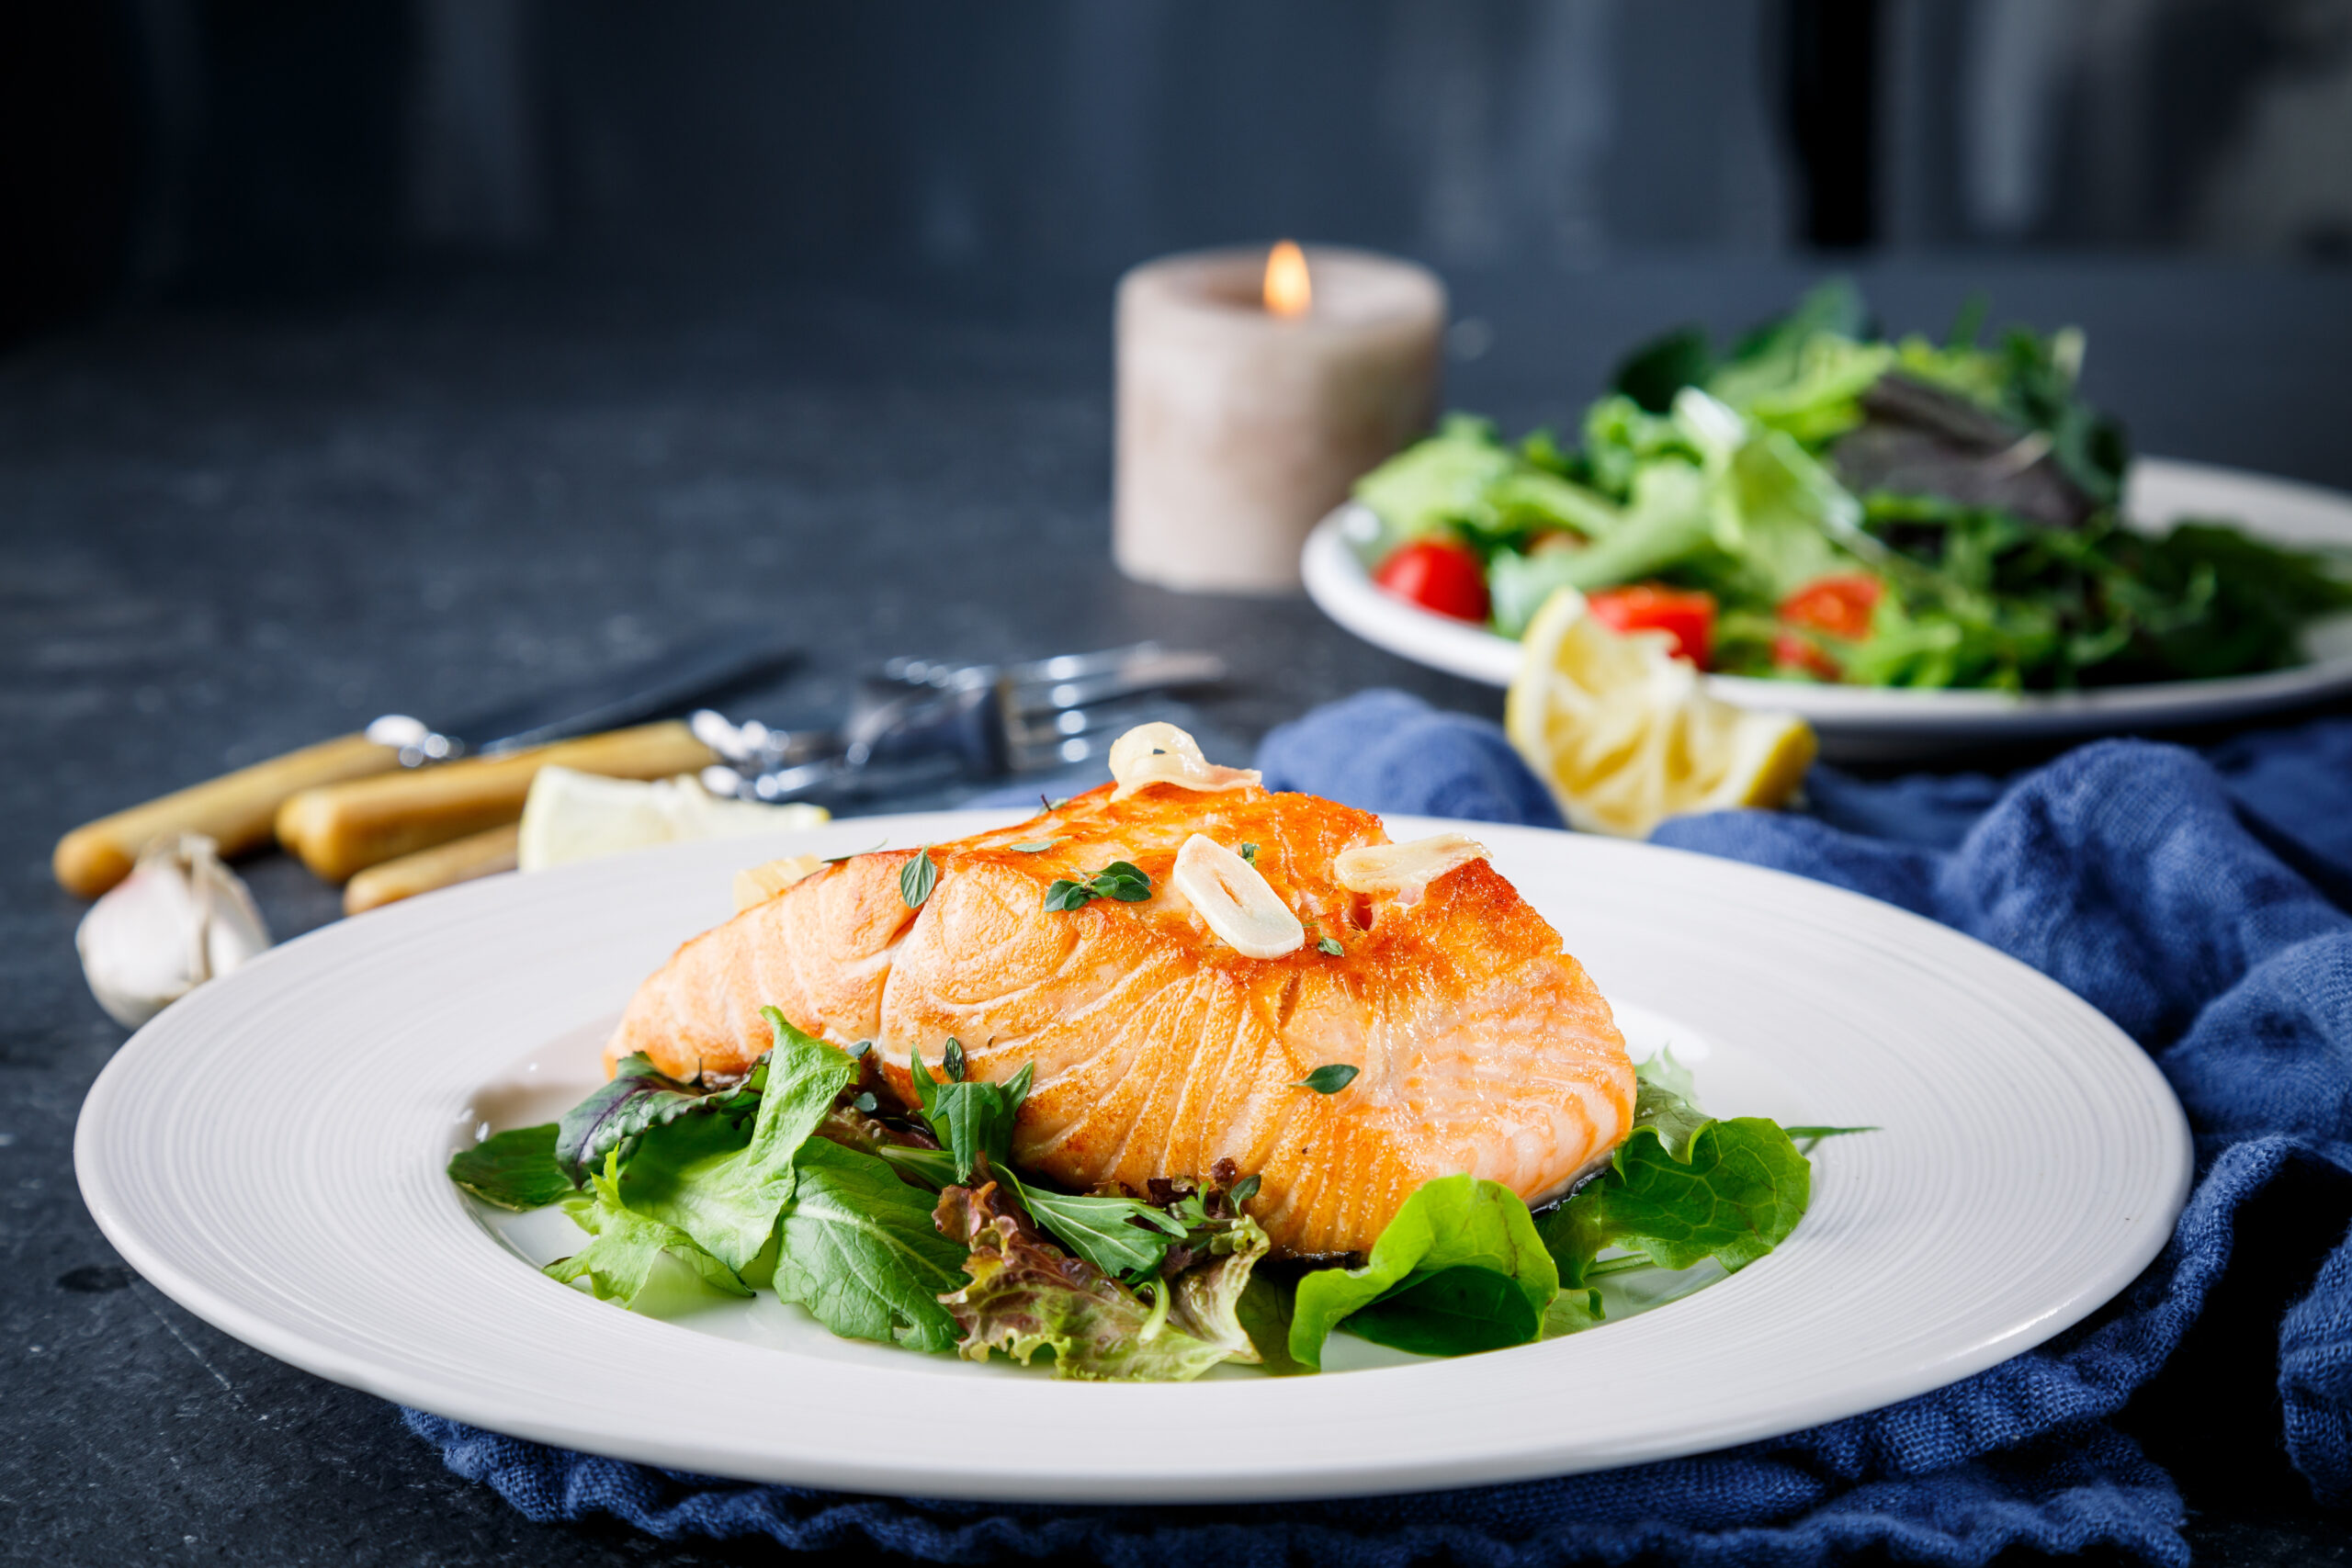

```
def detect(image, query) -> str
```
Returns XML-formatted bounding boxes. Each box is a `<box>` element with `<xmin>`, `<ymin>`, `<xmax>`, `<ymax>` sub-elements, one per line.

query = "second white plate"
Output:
<box><xmin>1304</xmin><ymin>457</ymin><xmax>2352</xmax><ymax>760</ymax></box>
<box><xmin>77</xmin><ymin>813</ymin><xmax>2191</xmax><ymax>1503</ymax></box>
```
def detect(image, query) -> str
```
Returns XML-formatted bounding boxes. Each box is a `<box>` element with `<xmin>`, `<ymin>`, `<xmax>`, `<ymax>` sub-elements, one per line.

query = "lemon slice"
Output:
<box><xmin>516</xmin><ymin>765</ymin><xmax>830</xmax><ymax>872</ymax></box>
<box><xmin>1505</xmin><ymin>587</ymin><xmax>1816</xmax><ymax>838</ymax></box>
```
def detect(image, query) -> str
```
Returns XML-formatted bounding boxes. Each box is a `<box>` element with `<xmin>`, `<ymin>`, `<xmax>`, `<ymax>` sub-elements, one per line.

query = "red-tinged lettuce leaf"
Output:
<box><xmin>935</xmin><ymin>1180</ymin><xmax>1256</xmax><ymax>1382</ymax></box>
<box><xmin>554</xmin><ymin>1051</ymin><xmax>760</xmax><ymax>1184</ymax></box>
<box><xmin>618</xmin><ymin>1007</ymin><xmax>855</xmax><ymax>1273</ymax></box>
<box><xmin>1288</xmin><ymin>1174</ymin><xmax>1557</xmax><ymax>1371</ymax></box>
<box><xmin>447</xmin><ymin>1122</ymin><xmax>570</xmax><ymax>1211</ymax></box>
<box><xmin>544</xmin><ymin>1151</ymin><xmax>752</xmax><ymax>1308</ymax></box>
<box><xmin>771</xmin><ymin>1138</ymin><xmax>967</xmax><ymax>1351</ymax></box>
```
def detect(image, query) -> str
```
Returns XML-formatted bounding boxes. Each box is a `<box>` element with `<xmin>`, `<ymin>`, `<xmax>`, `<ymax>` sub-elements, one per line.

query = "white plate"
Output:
<box><xmin>1303</xmin><ymin>457</ymin><xmax>2352</xmax><ymax>760</ymax></box>
<box><xmin>77</xmin><ymin>812</ymin><xmax>2191</xmax><ymax>1504</ymax></box>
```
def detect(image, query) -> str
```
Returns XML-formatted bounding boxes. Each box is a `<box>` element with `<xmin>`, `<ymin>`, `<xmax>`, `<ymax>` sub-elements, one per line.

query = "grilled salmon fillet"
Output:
<box><xmin>606</xmin><ymin>782</ymin><xmax>1634</xmax><ymax>1258</ymax></box>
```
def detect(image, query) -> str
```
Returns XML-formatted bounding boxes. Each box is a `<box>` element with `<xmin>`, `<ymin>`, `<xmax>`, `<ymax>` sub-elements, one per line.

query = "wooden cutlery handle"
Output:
<box><xmin>343</xmin><ymin>823</ymin><xmax>521</xmax><ymax>914</ymax></box>
<box><xmin>53</xmin><ymin>731</ymin><xmax>401</xmax><ymax>898</ymax></box>
<box><xmin>276</xmin><ymin>719</ymin><xmax>717</xmax><ymax>883</ymax></box>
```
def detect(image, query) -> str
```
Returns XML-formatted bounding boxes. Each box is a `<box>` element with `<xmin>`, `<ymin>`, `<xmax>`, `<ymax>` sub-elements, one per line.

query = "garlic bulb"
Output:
<box><xmin>1170</xmin><ymin>833</ymin><xmax>1305</xmax><ymax>959</ymax></box>
<box><xmin>76</xmin><ymin>833</ymin><xmax>272</xmax><ymax>1029</ymax></box>
<box><xmin>1333</xmin><ymin>833</ymin><xmax>1489</xmax><ymax>905</ymax></box>
<box><xmin>1108</xmin><ymin>723</ymin><xmax>1261</xmax><ymax>801</ymax></box>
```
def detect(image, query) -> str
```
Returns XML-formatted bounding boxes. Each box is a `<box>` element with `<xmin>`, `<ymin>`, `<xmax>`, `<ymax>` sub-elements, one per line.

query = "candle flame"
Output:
<box><xmin>1263</xmin><ymin>241</ymin><xmax>1311</xmax><ymax>318</ymax></box>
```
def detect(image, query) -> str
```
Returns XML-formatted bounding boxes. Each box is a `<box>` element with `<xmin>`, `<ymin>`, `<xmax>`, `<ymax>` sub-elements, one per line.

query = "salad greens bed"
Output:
<box><xmin>450</xmin><ymin>1009</ymin><xmax>1855</xmax><ymax>1380</ymax></box>
<box><xmin>1354</xmin><ymin>281</ymin><xmax>2352</xmax><ymax>690</ymax></box>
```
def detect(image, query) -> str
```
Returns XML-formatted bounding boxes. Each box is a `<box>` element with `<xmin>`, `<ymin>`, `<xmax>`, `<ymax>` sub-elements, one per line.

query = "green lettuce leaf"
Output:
<box><xmin>1344</xmin><ymin>1263</ymin><xmax>1544</xmax><ymax>1356</ymax></box>
<box><xmin>1539</xmin><ymin>1055</ymin><xmax>1813</xmax><ymax>1284</ymax></box>
<box><xmin>1287</xmin><ymin>1174</ymin><xmax>1558</xmax><ymax>1370</ymax></box>
<box><xmin>770</xmin><ymin>1137</ymin><xmax>967</xmax><ymax>1351</ymax></box>
<box><xmin>544</xmin><ymin>1149</ymin><xmax>752</xmax><ymax>1308</ymax></box>
<box><xmin>617</xmin><ymin>1006</ymin><xmax>854</xmax><ymax>1273</ymax></box>
<box><xmin>447</xmin><ymin>1122</ymin><xmax>570</xmax><ymax>1211</ymax></box>
<box><xmin>935</xmin><ymin>1180</ymin><xmax>1252</xmax><ymax>1382</ymax></box>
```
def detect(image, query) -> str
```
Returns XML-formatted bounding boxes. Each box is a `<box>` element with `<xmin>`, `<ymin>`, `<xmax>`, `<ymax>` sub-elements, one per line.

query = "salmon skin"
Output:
<box><xmin>607</xmin><ymin>782</ymin><xmax>1634</xmax><ymax>1258</ymax></box>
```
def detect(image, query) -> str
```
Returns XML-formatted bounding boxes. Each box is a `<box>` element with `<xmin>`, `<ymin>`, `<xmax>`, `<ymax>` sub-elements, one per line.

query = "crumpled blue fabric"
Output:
<box><xmin>407</xmin><ymin>689</ymin><xmax>2352</xmax><ymax>1564</ymax></box>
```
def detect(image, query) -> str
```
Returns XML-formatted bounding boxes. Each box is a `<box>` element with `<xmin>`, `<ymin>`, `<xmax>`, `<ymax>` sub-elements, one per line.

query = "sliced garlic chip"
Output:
<box><xmin>1333</xmin><ymin>833</ymin><xmax>1490</xmax><ymax>904</ymax></box>
<box><xmin>1171</xmin><ymin>833</ymin><xmax>1305</xmax><ymax>959</ymax></box>
<box><xmin>1108</xmin><ymin>722</ymin><xmax>1261</xmax><ymax>801</ymax></box>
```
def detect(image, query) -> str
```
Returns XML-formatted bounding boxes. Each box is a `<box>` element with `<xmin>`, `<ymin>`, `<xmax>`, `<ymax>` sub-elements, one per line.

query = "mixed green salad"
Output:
<box><xmin>1355</xmin><ymin>282</ymin><xmax>2352</xmax><ymax>690</ymax></box>
<box><xmin>450</xmin><ymin>1009</ymin><xmax>1851</xmax><ymax>1379</ymax></box>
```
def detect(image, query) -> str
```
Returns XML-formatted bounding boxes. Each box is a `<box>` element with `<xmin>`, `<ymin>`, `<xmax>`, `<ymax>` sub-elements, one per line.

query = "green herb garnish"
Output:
<box><xmin>1044</xmin><ymin>860</ymin><xmax>1152</xmax><ymax>912</ymax></box>
<box><xmin>1006</xmin><ymin>840</ymin><xmax>1060</xmax><ymax>853</ymax></box>
<box><xmin>1316</xmin><ymin>936</ymin><xmax>1344</xmax><ymax>956</ymax></box>
<box><xmin>1294</xmin><ymin>1064</ymin><xmax>1359</xmax><ymax>1094</ymax></box>
<box><xmin>899</xmin><ymin>848</ymin><xmax>937</xmax><ymax>908</ymax></box>
<box><xmin>1238</xmin><ymin>842</ymin><xmax>1259</xmax><ymax>863</ymax></box>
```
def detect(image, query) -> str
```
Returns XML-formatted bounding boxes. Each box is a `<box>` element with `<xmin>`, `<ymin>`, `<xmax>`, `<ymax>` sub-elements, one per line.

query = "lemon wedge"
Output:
<box><xmin>516</xmin><ymin>765</ymin><xmax>830</xmax><ymax>872</ymax></box>
<box><xmin>1504</xmin><ymin>587</ymin><xmax>1816</xmax><ymax>838</ymax></box>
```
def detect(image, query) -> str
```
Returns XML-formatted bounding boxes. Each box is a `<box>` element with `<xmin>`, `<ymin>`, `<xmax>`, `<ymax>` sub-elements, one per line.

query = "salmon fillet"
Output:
<box><xmin>606</xmin><ymin>782</ymin><xmax>1634</xmax><ymax>1258</ymax></box>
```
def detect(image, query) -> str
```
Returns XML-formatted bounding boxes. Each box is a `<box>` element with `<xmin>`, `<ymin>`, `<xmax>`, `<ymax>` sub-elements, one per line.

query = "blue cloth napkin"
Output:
<box><xmin>407</xmin><ymin>692</ymin><xmax>2352</xmax><ymax>1565</ymax></box>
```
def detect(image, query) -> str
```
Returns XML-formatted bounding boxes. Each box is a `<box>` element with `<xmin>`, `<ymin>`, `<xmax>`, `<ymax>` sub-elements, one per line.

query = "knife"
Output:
<box><xmin>51</xmin><ymin>629</ymin><xmax>797</xmax><ymax>898</ymax></box>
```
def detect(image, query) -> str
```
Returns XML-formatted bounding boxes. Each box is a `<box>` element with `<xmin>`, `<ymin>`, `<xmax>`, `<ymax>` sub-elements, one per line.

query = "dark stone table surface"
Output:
<box><xmin>6</xmin><ymin>258</ymin><xmax>2351</xmax><ymax>1565</ymax></box>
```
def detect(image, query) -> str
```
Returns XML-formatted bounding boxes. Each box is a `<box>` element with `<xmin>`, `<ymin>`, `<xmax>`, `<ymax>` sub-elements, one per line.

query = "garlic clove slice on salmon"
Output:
<box><xmin>1108</xmin><ymin>722</ymin><xmax>1261</xmax><ymax>801</ymax></box>
<box><xmin>1333</xmin><ymin>832</ymin><xmax>1490</xmax><ymax>905</ymax></box>
<box><xmin>1171</xmin><ymin>833</ymin><xmax>1305</xmax><ymax>959</ymax></box>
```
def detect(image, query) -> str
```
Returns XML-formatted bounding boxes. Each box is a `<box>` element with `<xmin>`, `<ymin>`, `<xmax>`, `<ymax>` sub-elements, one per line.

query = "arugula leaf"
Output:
<box><xmin>447</xmin><ymin>1123</ymin><xmax>570</xmax><ymax>1211</ymax></box>
<box><xmin>997</xmin><ymin>1167</ymin><xmax>1185</xmax><ymax>1282</ymax></box>
<box><xmin>1345</xmin><ymin>1264</ymin><xmax>1544</xmax><ymax>1357</ymax></box>
<box><xmin>899</xmin><ymin>848</ymin><xmax>937</xmax><ymax>908</ymax></box>
<box><xmin>876</xmin><ymin>1144</ymin><xmax>958</xmax><ymax>1189</ymax></box>
<box><xmin>544</xmin><ymin>1150</ymin><xmax>752</xmax><ymax>1308</ymax></box>
<box><xmin>936</xmin><ymin>1181</ymin><xmax>1253</xmax><ymax>1381</ymax></box>
<box><xmin>1288</xmin><ymin>1174</ymin><xmax>1558</xmax><ymax>1370</ymax></box>
<box><xmin>1294</xmin><ymin>1064</ymin><xmax>1359</xmax><ymax>1095</ymax></box>
<box><xmin>553</xmin><ymin>1052</ymin><xmax>752</xmax><ymax>1184</ymax></box>
<box><xmin>617</xmin><ymin>1007</ymin><xmax>854</xmax><ymax>1272</ymax></box>
<box><xmin>770</xmin><ymin>1138</ymin><xmax>967</xmax><ymax>1350</ymax></box>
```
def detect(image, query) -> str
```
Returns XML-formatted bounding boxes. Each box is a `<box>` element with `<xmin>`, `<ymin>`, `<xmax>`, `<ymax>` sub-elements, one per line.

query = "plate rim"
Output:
<box><xmin>1302</xmin><ymin>455</ymin><xmax>2352</xmax><ymax>739</ymax></box>
<box><xmin>75</xmin><ymin>811</ymin><xmax>2195</xmax><ymax>1503</ymax></box>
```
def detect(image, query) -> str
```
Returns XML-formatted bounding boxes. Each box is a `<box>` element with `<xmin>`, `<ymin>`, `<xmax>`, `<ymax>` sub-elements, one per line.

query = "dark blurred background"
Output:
<box><xmin>8</xmin><ymin>0</ymin><xmax>2352</xmax><ymax>345</ymax></box>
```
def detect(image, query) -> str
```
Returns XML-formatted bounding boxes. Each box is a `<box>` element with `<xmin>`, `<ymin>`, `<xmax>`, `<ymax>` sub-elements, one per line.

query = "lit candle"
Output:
<box><xmin>1114</xmin><ymin>243</ymin><xmax>1446</xmax><ymax>592</ymax></box>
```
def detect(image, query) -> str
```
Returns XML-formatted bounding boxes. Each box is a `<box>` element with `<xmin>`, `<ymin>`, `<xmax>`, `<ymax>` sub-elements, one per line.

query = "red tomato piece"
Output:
<box><xmin>1778</xmin><ymin>573</ymin><xmax>1883</xmax><ymax>641</ymax></box>
<box><xmin>1374</xmin><ymin>538</ymin><xmax>1490</xmax><ymax>623</ymax></box>
<box><xmin>1585</xmin><ymin>583</ymin><xmax>1716</xmax><ymax>669</ymax></box>
<box><xmin>1772</xmin><ymin>630</ymin><xmax>1843</xmax><ymax>680</ymax></box>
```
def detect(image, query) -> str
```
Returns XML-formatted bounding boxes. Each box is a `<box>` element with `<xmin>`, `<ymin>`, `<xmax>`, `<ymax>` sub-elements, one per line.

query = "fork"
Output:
<box><xmin>693</xmin><ymin>641</ymin><xmax>1226</xmax><ymax>802</ymax></box>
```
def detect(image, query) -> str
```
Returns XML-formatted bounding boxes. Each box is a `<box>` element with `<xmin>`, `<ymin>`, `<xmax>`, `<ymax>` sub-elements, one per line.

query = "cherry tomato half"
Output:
<box><xmin>1778</xmin><ymin>573</ymin><xmax>1883</xmax><ymax>641</ymax></box>
<box><xmin>1374</xmin><ymin>538</ymin><xmax>1490</xmax><ymax>623</ymax></box>
<box><xmin>1771</xmin><ymin>630</ymin><xmax>1843</xmax><ymax>681</ymax></box>
<box><xmin>1586</xmin><ymin>583</ymin><xmax>1716</xmax><ymax>669</ymax></box>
